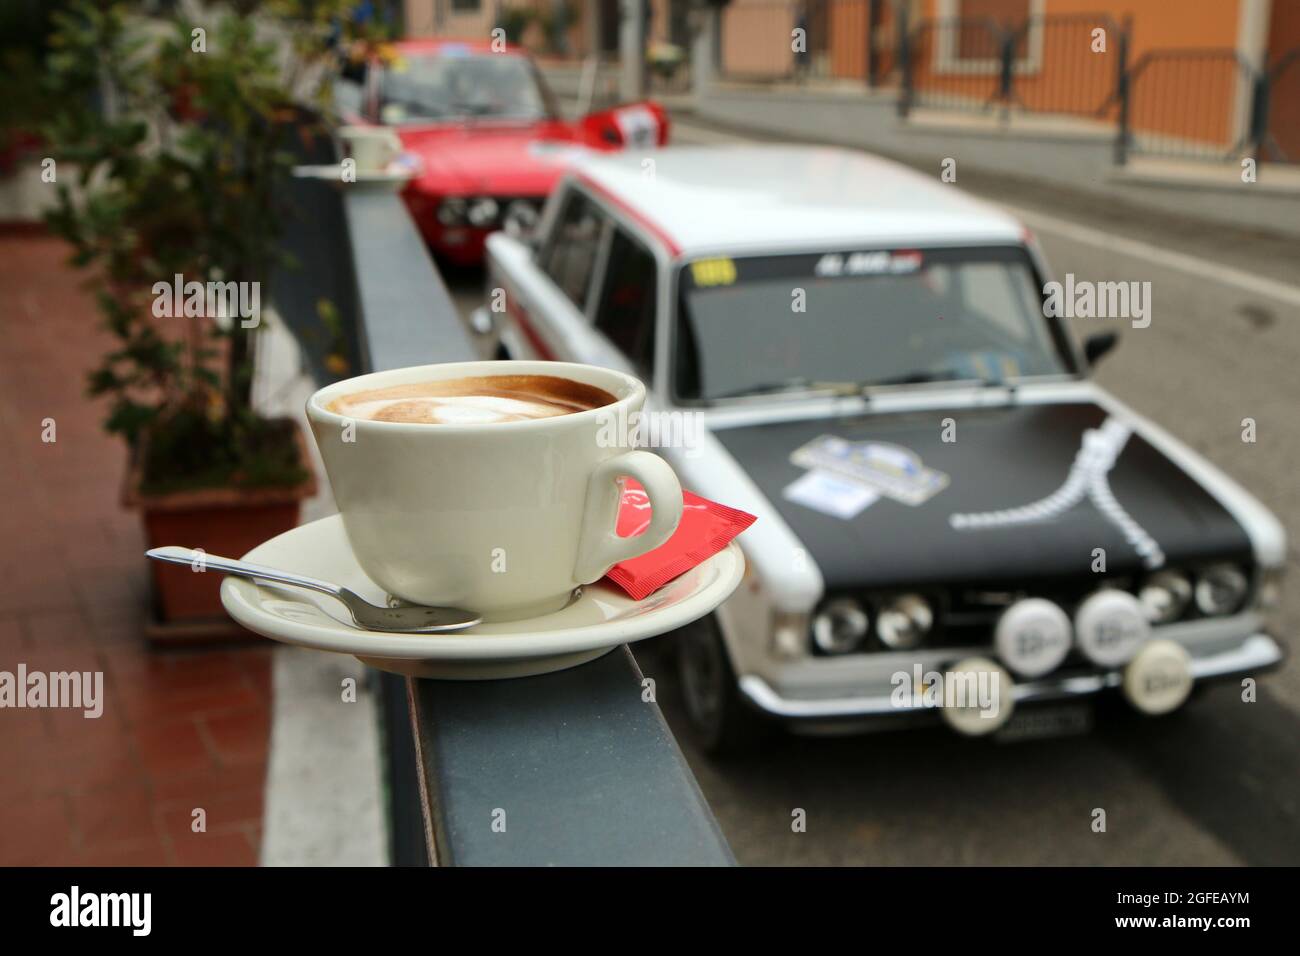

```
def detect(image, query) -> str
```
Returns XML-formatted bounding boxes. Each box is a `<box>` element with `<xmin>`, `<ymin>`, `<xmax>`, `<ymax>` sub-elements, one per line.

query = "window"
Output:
<box><xmin>542</xmin><ymin>191</ymin><xmax>606</xmax><ymax>310</ymax></box>
<box><xmin>674</xmin><ymin>245</ymin><xmax>1069</xmax><ymax>402</ymax></box>
<box><xmin>594</xmin><ymin>228</ymin><xmax>658</xmax><ymax>375</ymax></box>
<box><xmin>957</xmin><ymin>261</ymin><xmax>1041</xmax><ymax>342</ymax></box>
<box><xmin>377</xmin><ymin>52</ymin><xmax>553</xmax><ymax>124</ymax></box>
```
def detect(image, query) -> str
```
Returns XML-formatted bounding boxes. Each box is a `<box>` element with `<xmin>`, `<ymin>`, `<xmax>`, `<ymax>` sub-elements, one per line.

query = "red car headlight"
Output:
<box><xmin>437</xmin><ymin>197</ymin><xmax>468</xmax><ymax>226</ymax></box>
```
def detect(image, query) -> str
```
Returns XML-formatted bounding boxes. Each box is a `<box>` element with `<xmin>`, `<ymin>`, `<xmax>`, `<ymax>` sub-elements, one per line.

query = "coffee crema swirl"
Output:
<box><xmin>327</xmin><ymin>374</ymin><xmax>618</xmax><ymax>425</ymax></box>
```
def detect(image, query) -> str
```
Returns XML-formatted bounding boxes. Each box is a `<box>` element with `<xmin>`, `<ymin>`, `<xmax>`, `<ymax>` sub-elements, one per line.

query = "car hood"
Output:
<box><xmin>710</xmin><ymin>401</ymin><xmax>1252</xmax><ymax>591</ymax></box>
<box><xmin>398</xmin><ymin>123</ymin><xmax>589</xmax><ymax>196</ymax></box>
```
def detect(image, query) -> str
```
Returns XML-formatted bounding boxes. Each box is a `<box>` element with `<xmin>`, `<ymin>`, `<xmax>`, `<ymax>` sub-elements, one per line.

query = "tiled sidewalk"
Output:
<box><xmin>0</xmin><ymin>229</ymin><xmax>271</xmax><ymax>866</ymax></box>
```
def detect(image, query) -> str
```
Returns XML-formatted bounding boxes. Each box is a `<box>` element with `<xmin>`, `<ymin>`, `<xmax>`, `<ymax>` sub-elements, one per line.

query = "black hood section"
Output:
<box><xmin>713</xmin><ymin>402</ymin><xmax>1252</xmax><ymax>590</ymax></box>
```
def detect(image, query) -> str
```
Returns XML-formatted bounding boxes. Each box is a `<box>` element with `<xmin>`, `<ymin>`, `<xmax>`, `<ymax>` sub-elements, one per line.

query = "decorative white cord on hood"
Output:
<box><xmin>948</xmin><ymin>417</ymin><xmax>1166</xmax><ymax>570</ymax></box>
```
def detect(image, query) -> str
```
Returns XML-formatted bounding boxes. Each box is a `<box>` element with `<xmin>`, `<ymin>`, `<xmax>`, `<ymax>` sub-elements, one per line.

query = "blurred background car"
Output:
<box><xmin>340</xmin><ymin>37</ymin><xmax>668</xmax><ymax>265</ymax></box>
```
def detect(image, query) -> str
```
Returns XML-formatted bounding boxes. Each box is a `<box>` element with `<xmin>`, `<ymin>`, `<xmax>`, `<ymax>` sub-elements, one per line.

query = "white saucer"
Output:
<box><xmin>220</xmin><ymin>515</ymin><xmax>745</xmax><ymax>679</ymax></box>
<box><xmin>291</xmin><ymin>164</ymin><xmax>415</xmax><ymax>192</ymax></box>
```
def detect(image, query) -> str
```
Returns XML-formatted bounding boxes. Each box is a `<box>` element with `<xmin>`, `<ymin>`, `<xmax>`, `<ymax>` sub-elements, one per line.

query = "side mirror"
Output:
<box><xmin>1084</xmin><ymin>331</ymin><xmax>1119</xmax><ymax>367</ymax></box>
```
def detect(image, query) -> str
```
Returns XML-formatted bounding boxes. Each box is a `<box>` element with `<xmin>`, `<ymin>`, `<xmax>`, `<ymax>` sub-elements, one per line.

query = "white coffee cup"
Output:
<box><xmin>338</xmin><ymin>125</ymin><xmax>401</xmax><ymax>173</ymax></box>
<box><xmin>307</xmin><ymin>360</ymin><xmax>684</xmax><ymax>621</ymax></box>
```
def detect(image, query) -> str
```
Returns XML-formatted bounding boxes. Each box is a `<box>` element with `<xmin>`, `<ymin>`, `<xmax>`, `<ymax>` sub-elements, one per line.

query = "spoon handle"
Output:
<box><xmin>146</xmin><ymin>546</ymin><xmax>344</xmax><ymax>599</ymax></box>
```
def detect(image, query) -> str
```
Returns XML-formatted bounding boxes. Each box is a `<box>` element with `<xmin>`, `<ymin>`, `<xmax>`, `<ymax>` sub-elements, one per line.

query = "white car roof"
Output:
<box><xmin>573</xmin><ymin>145</ymin><xmax>1026</xmax><ymax>258</ymax></box>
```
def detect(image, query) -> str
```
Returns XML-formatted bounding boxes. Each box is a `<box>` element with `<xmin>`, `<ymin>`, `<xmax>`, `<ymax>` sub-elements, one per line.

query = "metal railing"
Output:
<box><xmin>1119</xmin><ymin>49</ymin><xmax>1256</xmax><ymax>163</ymax></box>
<box><xmin>891</xmin><ymin>10</ymin><xmax>1298</xmax><ymax>169</ymax></box>
<box><xmin>898</xmin><ymin>11</ymin><xmax>1124</xmax><ymax>119</ymax></box>
<box><xmin>1118</xmin><ymin>47</ymin><xmax>1300</xmax><ymax>165</ymax></box>
<box><xmin>900</xmin><ymin>16</ymin><xmax>1005</xmax><ymax>114</ymax></box>
<box><xmin>713</xmin><ymin>2</ymin><xmax>1299</xmax><ymax>165</ymax></box>
<box><xmin>1008</xmin><ymin>13</ymin><xmax>1124</xmax><ymax>118</ymax></box>
<box><xmin>317</xmin><ymin>164</ymin><xmax>734</xmax><ymax>868</ymax></box>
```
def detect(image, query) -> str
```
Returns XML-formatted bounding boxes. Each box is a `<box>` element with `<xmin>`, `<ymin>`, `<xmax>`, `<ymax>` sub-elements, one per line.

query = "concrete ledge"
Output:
<box><xmin>715</xmin><ymin>77</ymin><xmax>898</xmax><ymax>103</ymax></box>
<box><xmin>904</xmin><ymin>108</ymin><xmax>1114</xmax><ymax>145</ymax></box>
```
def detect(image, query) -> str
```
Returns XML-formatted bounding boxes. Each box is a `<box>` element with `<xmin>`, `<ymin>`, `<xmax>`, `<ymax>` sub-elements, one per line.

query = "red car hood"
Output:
<box><xmin>399</xmin><ymin>122</ymin><xmax>593</xmax><ymax>197</ymax></box>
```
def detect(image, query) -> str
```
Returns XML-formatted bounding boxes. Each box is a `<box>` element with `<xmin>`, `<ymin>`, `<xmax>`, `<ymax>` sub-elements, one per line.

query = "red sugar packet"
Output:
<box><xmin>602</xmin><ymin>479</ymin><xmax>756</xmax><ymax>601</ymax></box>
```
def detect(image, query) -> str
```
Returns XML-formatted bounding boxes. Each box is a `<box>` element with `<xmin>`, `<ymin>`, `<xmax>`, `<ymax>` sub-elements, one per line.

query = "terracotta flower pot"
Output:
<box><xmin>123</xmin><ymin>420</ymin><xmax>317</xmax><ymax>626</ymax></box>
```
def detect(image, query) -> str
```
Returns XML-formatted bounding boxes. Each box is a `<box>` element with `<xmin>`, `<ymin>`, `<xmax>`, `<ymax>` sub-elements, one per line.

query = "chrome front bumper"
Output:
<box><xmin>738</xmin><ymin>633</ymin><xmax>1284</xmax><ymax>720</ymax></box>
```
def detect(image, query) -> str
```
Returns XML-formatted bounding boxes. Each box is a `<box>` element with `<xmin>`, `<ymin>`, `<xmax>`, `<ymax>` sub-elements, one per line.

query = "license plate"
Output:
<box><xmin>994</xmin><ymin>702</ymin><xmax>1093</xmax><ymax>743</ymax></box>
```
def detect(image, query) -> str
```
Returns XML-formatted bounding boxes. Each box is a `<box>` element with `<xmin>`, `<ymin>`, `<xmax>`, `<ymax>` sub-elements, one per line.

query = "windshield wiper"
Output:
<box><xmin>867</xmin><ymin>369</ymin><xmax>973</xmax><ymax>388</ymax></box>
<box><xmin>861</xmin><ymin>368</ymin><xmax>1018</xmax><ymax>396</ymax></box>
<box><xmin>710</xmin><ymin>378</ymin><xmax>863</xmax><ymax>401</ymax></box>
<box><xmin>711</xmin><ymin>369</ymin><xmax>1013</xmax><ymax>402</ymax></box>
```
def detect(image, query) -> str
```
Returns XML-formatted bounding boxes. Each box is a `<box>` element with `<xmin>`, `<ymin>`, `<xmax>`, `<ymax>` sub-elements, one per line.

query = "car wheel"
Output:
<box><xmin>676</xmin><ymin>615</ymin><xmax>773</xmax><ymax>756</ymax></box>
<box><xmin>493</xmin><ymin>342</ymin><xmax>511</xmax><ymax>360</ymax></box>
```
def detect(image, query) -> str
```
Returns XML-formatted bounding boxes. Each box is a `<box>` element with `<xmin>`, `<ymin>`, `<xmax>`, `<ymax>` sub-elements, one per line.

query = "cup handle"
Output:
<box><xmin>573</xmin><ymin>451</ymin><xmax>683</xmax><ymax>585</ymax></box>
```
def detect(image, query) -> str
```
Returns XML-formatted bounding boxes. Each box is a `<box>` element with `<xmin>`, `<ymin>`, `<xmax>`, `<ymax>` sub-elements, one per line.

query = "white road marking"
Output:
<box><xmin>1004</xmin><ymin>205</ymin><xmax>1300</xmax><ymax>308</ymax></box>
<box><xmin>671</xmin><ymin>117</ymin><xmax>1300</xmax><ymax>308</ymax></box>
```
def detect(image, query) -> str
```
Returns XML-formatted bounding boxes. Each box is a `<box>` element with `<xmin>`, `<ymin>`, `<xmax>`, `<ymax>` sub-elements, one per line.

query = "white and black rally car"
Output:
<box><xmin>474</xmin><ymin>144</ymin><xmax>1286</xmax><ymax>752</ymax></box>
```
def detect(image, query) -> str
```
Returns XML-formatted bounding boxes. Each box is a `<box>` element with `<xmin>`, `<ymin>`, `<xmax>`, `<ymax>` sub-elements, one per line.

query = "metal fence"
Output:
<box><xmin>898</xmin><ymin>11</ymin><xmax>1123</xmax><ymax>119</ymax></box>
<box><xmin>713</xmin><ymin>5</ymin><xmax>1298</xmax><ymax>166</ymax></box>
<box><xmin>891</xmin><ymin>10</ymin><xmax>1298</xmax><ymax>167</ymax></box>
<box><xmin>1008</xmin><ymin>13</ymin><xmax>1124</xmax><ymax>118</ymax></box>
<box><xmin>1117</xmin><ymin>47</ymin><xmax>1300</xmax><ymax>165</ymax></box>
<box><xmin>1120</xmin><ymin>49</ymin><xmax>1255</xmax><ymax>163</ymax></box>
<box><xmin>901</xmin><ymin>16</ymin><xmax>1004</xmax><ymax>113</ymax></box>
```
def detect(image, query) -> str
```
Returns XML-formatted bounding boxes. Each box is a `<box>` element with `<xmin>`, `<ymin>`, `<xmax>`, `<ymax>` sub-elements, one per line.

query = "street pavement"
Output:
<box><xmin>441</xmin><ymin>108</ymin><xmax>1300</xmax><ymax>866</ymax></box>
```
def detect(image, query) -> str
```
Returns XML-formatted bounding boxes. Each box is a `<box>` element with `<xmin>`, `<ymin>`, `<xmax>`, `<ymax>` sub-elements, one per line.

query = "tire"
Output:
<box><xmin>676</xmin><ymin>615</ymin><xmax>774</xmax><ymax>756</ymax></box>
<box><xmin>493</xmin><ymin>342</ymin><xmax>511</xmax><ymax>360</ymax></box>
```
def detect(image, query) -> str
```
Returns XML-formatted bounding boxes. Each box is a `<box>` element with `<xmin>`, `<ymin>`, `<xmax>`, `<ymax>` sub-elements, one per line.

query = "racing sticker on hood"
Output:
<box><xmin>948</xmin><ymin>416</ymin><xmax>1167</xmax><ymax>570</ymax></box>
<box><xmin>782</xmin><ymin>468</ymin><xmax>880</xmax><ymax>519</ymax></box>
<box><xmin>788</xmin><ymin>435</ymin><xmax>950</xmax><ymax>508</ymax></box>
<box><xmin>711</xmin><ymin>402</ymin><xmax>1250</xmax><ymax>590</ymax></box>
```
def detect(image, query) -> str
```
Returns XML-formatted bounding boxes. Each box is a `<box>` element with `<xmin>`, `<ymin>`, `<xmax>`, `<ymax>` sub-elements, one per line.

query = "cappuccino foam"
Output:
<box><xmin>327</xmin><ymin>374</ymin><xmax>617</xmax><ymax>425</ymax></box>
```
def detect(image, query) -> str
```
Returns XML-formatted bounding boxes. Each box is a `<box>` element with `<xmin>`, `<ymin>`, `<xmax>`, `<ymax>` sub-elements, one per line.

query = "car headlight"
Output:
<box><xmin>437</xmin><ymin>197</ymin><xmax>467</xmax><ymax>226</ymax></box>
<box><xmin>812</xmin><ymin>599</ymin><xmax>870</xmax><ymax>654</ymax></box>
<box><xmin>467</xmin><ymin>197</ymin><xmax>499</xmax><ymax>227</ymax></box>
<box><xmin>876</xmin><ymin>594</ymin><xmax>933</xmax><ymax>650</ymax></box>
<box><xmin>1139</xmin><ymin>570</ymin><xmax>1193</xmax><ymax>623</ymax></box>
<box><xmin>1195</xmin><ymin>564</ymin><xmax>1249</xmax><ymax>616</ymax></box>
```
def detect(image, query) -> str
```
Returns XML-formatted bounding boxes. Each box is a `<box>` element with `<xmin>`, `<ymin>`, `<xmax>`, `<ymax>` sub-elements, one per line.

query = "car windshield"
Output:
<box><xmin>378</xmin><ymin>50</ymin><xmax>553</xmax><ymax>123</ymax></box>
<box><xmin>673</xmin><ymin>246</ymin><xmax>1072</xmax><ymax>402</ymax></box>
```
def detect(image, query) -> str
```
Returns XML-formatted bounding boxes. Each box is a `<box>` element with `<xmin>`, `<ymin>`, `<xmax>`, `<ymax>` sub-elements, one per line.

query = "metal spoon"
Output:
<box><xmin>146</xmin><ymin>546</ymin><xmax>481</xmax><ymax>633</ymax></box>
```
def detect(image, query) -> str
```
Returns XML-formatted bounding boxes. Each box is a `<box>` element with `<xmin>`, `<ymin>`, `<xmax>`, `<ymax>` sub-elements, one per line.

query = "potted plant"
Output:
<box><xmin>40</xmin><ymin>1</ymin><xmax>378</xmax><ymax>637</ymax></box>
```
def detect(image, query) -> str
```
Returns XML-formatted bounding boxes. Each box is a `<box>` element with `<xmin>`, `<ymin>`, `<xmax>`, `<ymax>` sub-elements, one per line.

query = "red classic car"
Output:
<box><xmin>344</xmin><ymin>38</ymin><xmax>669</xmax><ymax>266</ymax></box>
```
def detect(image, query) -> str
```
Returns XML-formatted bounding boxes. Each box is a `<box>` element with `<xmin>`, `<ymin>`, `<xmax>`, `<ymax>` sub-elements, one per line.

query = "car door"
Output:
<box><xmin>487</xmin><ymin>183</ymin><xmax>609</xmax><ymax>362</ymax></box>
<box><xmin>588</xmin><ymin>225</ymin><xmax>658</xmax><ymax>381</ymax></box>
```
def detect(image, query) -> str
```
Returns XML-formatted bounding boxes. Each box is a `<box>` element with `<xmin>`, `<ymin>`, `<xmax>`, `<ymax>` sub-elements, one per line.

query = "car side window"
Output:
<box><xmin>542</xmin><ymin>190</ymin><xmax>606</xmax><ymax>310</ymax></box>
<box><xmin>593</xmin><ymin>227</ymin><xmax>657</xmax><ymax>375</ymax></box>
